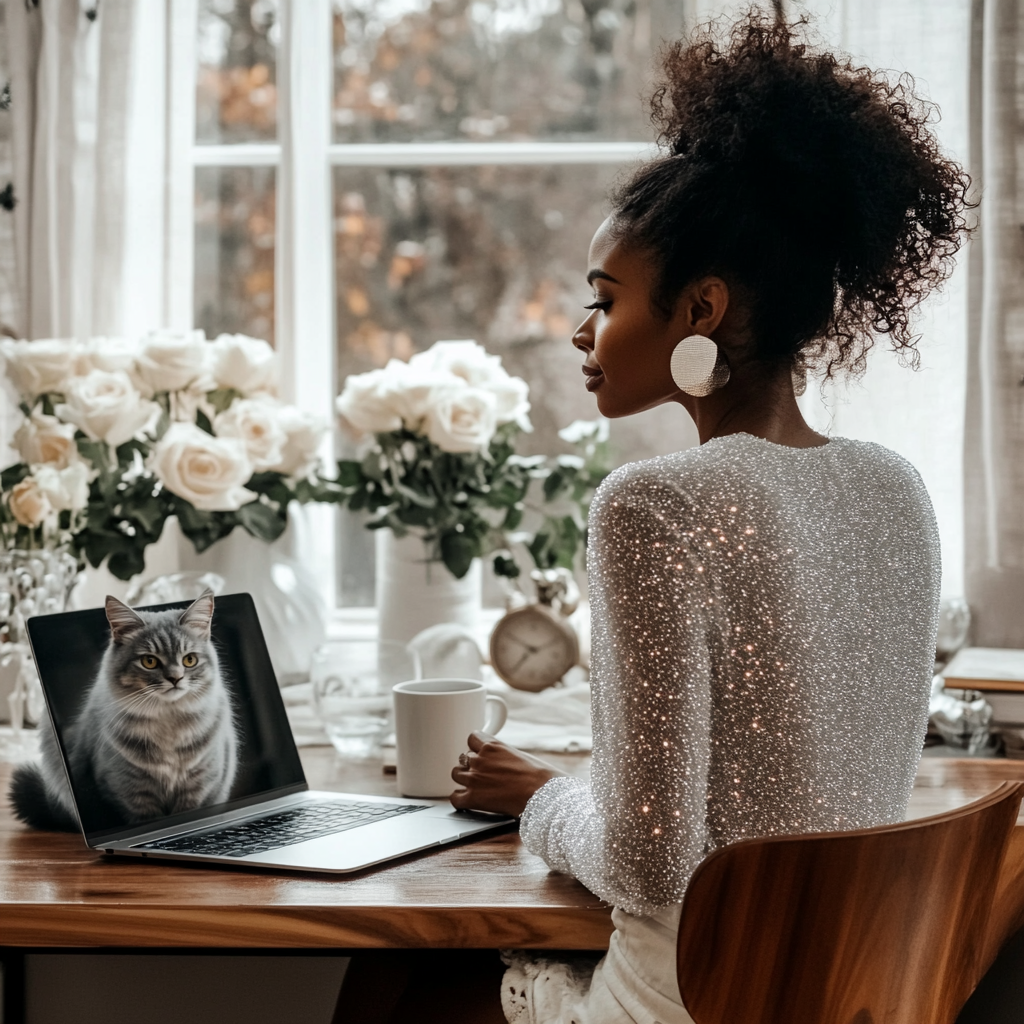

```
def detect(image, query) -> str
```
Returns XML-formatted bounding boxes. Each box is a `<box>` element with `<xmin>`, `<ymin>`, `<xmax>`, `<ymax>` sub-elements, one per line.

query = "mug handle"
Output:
<box><xmin>483</xmin><ymin>694</ymin><xmax>508</xmax><ymax>735</ymax></box>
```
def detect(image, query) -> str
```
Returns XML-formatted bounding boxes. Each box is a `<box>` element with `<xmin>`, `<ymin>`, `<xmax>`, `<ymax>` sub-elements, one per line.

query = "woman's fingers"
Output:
<box><xmin>450</xmin><ymin>787</ymin><xmax>471</xmax><ymax>809</ymax></box>
<box><xmin>467</xmin><ymin>731</ymin><xmax>491</xmax><ymax>752</ymax></box>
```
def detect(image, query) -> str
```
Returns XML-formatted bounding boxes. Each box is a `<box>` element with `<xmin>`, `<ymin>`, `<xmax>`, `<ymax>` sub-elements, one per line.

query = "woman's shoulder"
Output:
<box><xmin>589</xmin><ymin>449</ymin><xmax>710</xmax><ymax>530</ymax></box>
<box><xmin>593</xmin><ymin>435</ymin><xmax>933</xmax><ymax>512</ymax></box>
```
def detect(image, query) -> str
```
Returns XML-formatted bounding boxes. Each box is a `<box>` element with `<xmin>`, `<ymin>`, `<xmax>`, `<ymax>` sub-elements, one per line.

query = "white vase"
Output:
<box><xmin>178</xmin><ymin>507</ymin><xmax>327</xmax><ymax>685</ymax></box>
<box><xmin>375</xmin><ymin>530</ymin><xmax>481</xmax><ymax>646</ymax></box>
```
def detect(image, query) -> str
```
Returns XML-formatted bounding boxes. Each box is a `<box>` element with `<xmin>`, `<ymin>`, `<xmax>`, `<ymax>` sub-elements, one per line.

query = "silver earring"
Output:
<box><xmin>670</xmin><ymin>335</ymin><xmax>730</xmax><ymax>397</ymax></box>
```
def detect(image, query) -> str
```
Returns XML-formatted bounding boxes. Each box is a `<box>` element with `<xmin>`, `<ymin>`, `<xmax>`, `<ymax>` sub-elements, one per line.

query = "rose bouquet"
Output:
<box><xmin>334</xmin><ymin>340</ymin><xmax>537</xmax><ymax>579</ymax></box>
<box><xmin>1</xmin><ymin>331</ymin><xmax>335</xmax><ymax>579</ymax></box>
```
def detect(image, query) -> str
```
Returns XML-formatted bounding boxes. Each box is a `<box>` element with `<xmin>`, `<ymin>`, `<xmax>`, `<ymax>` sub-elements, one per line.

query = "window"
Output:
<box><xmin>190</xmin><ymin>0</ymin><xmax>676</xmax><ymax>608</ymax></box>
<box><xmin>188</xmin><ymin>0</ymin><xmax>974</xmax><ymax>608</ymax></box>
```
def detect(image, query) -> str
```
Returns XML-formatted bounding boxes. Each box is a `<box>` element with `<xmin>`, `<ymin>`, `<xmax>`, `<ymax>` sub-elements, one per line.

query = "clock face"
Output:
<box><xmin>490</xmin><ymin>606</ymin><xmax>579</xmax><ymax>691</ymax></box>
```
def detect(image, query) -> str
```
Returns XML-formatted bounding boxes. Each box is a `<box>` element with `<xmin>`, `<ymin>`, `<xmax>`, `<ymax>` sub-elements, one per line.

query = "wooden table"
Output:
<box><xmin>0</xmin><ymin>751</ymin><xmax>1023</xmax><ymax>954</ymax></box>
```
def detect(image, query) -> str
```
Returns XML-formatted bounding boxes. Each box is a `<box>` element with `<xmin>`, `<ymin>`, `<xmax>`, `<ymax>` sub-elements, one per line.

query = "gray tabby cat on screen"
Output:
<box><xmin>10</xmin><ymin>590</ymin><xmax>239</xmax><ymax>832</ymax></box>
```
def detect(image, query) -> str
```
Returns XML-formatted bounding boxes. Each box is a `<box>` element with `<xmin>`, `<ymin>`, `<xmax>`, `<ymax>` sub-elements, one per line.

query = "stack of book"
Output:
<box><xmin>942</xmin><ymin>648</ymin><xmax>1024</xmax><ymax>754</ymax></box>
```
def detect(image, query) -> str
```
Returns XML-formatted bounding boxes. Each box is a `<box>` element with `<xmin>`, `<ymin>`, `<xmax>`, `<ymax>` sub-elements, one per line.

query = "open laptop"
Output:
<box><xmin>26</xmin><ymin>593</ymin><xmax>513</xmax><ymax>873</ymax></box>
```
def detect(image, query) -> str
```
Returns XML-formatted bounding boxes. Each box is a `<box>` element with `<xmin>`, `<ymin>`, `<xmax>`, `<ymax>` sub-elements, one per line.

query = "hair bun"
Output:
<box><xmin>611</xmin><ymin>9</ymin><xmax>974</xmax><ymax>376</ymax></box>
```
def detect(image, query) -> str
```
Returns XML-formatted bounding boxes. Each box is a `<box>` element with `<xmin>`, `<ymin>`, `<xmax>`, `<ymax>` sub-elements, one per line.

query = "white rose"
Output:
<box><xmin>214</xmin><ymin>397</ymin><xmax>288</xmax><ymax>472</ymax></box>
<box><xmin>489</xmin><ymin>373</ymin><xmax>532</xmax><ymax>431</ymax></box>
<box><xmin>336</xmin><ymin>368</ymin><xmax>405</xmax><ymax>433</ymax></box>
<box><xmin>425</xmin><ymin>386</ymin><xmax>497</xmax><ymax>453</ymax></box>
<box><xmin>409</xmin><ymin>340</ymin><xmax>499</xmax><ymax>385</ymax></box>
<box><xmin>386</xmin><ymin>361</ymin><xmax>466</xmax><ymax>428</ymax></box>
<box><xmin>134</xmin><ymin>328</ymin><xmax>212</xmax><ymax>395</ymax></box>
<box><xmin>0</xmin><ymin>339</ymin><xmax>82</xmax><ymax>398</ymax></box>
<box><xmin>150</xmin><ymin>422</ymin><xmax>255</xmax><ymax>512</ymax></box>
<box><xmin>210</xmin><ymin>334</ymin><xmax>278</xmax><ymax>395</ymax></box>
<box><xmin>7</xmin><ymin>477</ymin><xmax>52</xmax><ymax>528</ymax></box>
<box><xmin>271</xmin><ymin>407</ymin><xmax>327</xmax><ymax>477</ymax></box>
<box><xmin>14</xmin><ymin>412</ymin><xmax>78</xmax><ymax>468</ymax></box>
<box><xmin>34</xmin><ymin>462</ymin><xmax>90</xmax><ymax>513</ymax></box>
<box><xmin>56</xmin><ymin>371</ymin><xmax>160</xmax><ymax>448</ymax></box>
<box><xmin>558</xmin><ymin>418</ymin><xmax>610</xmax><ymax>445</ymax></box>
<box><xmin>409</xmin><ymin>340</ymin><xmax>531</xmax><ymax>429</ymax></box>
<box><xmin>80</xmin><ymin>336</ymin><xmax>138</xmax><ymax>375</ymax></box>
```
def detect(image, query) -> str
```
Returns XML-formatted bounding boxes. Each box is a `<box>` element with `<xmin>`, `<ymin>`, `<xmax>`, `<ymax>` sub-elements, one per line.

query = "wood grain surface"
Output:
<box><xmin>677</xmin><ymin>780</ymin><xmax>1024</xmax><ymax>1024</ymax></box>
<box><xmin>0</xmin><ymin>749</ymin><xmax>1022</xmax><ymax>951</ymax></box>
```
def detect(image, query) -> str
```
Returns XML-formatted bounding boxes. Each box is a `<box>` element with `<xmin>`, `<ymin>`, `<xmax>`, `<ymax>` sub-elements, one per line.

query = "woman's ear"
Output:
<box><xmin>677</xmin><ymin>276</ymin><xmax>730</xmax><ymax>338</ymax></box>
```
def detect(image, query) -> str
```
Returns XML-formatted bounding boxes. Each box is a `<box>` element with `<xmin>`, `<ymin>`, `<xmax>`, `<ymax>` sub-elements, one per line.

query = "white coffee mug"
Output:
<box><xmin>392</xmin><ymin>678</ymin><xmax>508</xmax><ymax>798</ymax></box>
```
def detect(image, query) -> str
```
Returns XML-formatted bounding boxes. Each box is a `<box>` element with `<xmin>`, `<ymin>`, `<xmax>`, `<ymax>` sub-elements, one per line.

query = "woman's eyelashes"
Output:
<box><xmin>583</xmin><ymin>299</ymin><xmax>612</xmax><ymax>312</ymax></box>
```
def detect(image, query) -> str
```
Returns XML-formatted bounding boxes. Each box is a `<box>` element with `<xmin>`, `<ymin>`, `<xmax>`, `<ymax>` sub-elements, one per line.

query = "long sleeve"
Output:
<box><xmin>520</xmin><ymin>466</ymin><xmax>714</xmax><ymax>917</ymax></box>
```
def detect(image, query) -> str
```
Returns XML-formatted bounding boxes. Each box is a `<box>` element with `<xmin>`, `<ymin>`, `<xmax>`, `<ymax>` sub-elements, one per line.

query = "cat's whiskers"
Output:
<box><xmin>106</xmin><ymin>687</ymin><xmax>164</xmax><ymax>729</ymax></box>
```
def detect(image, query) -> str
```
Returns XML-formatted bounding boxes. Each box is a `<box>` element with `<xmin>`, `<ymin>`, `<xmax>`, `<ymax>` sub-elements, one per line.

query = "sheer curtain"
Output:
<box><xmin>4</xmin><ymin>0</ymin><xmax>194</xmax><ymax>341</ymax></box>
<box><xmin>789</xmin><ymin>0</ymin><xmax>974</xmax><ymax>601</ymax></box>
<box><xmin>680</xmin><ymin>0</ymin><xmax>973</xmax><ymax>599</ymax></box>
<box><xmin>2</xmin><ymin>0</ymin><xmax>196</xmax><ymax>598</ymax></box>
<box><xmin>964</xmin><ymin>0</ymin><xmax>1024</xmax><ymax>646</ymax></box>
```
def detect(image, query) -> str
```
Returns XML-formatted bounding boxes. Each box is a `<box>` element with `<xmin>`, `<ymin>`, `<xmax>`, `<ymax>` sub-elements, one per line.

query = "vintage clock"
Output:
<box><xmin>489</xmin><ymin>569</ymin><xmax>580</xmax><ymax>692</ymax></box>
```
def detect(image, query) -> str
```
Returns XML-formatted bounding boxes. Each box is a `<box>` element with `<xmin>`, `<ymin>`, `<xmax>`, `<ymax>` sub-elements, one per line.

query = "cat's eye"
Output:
<box><xmin>182</xmin><ymin>653</ymin><xmax>198</xmax><ymax>668</ymax></box>
<box><xmin>140</xmin><ymin>655</ymin><xmax>159</xmax><ymax>669</ymax></box>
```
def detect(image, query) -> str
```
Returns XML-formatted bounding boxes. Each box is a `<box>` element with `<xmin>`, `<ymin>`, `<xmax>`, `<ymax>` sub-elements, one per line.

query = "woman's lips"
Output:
<box><xmin>582</xmin><ymin>364</ymin><xmax>604</xmax><ymax>391</ymax></box>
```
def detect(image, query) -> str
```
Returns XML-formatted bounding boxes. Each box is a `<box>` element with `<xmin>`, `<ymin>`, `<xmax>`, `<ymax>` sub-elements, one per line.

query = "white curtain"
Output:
<box><xmin>2</xmin><ymin>0</ymin><xmax>195</xmax><ymax>599</ymax></box>
<box><xmin>789</xmin><ymin>0</ymin><xmax>974</xmax><ymax>602</ymax></box>
<box><xmin>963</xmin><ymin>0</ymin><xmax>1024</xmax><ymax>646</ymax></box>
<box><xmin>4</xmin><ymin>0</ymin><xmax>185</xmax><ymax>341</ymax></box>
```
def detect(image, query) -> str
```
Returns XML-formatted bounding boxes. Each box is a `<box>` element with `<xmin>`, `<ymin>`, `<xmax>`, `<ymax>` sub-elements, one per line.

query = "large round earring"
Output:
<box><xmin>670</xmin><ymin>335</ymin><xmax>730</xmax><ymax>397</ymax></box>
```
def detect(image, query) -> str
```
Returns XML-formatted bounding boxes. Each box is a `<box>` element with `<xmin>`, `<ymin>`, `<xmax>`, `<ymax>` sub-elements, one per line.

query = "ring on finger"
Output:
<box><xmin>458</xmin><ymin>752</ymin><xmax>472</xmax><ymax>769</ymax></box>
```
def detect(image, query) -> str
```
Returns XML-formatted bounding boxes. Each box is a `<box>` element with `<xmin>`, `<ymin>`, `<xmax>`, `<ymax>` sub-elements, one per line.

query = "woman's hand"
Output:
<box><xmin>450</xmin><ymin>731</ymin><xmax>566</xmax><ymax>818</ymax></box>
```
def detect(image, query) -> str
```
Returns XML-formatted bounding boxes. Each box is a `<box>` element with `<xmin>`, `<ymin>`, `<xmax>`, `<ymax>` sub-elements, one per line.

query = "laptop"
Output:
<box><xmin>26</xmin><ymin>593</ymin><xmax>513</xmax><ymax>873</ymax></box>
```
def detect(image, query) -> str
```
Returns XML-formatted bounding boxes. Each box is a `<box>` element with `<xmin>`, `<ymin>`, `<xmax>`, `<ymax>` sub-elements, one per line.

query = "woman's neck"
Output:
<box><xmin>679</xmin><ymin>369</ymin><xmax>829</xmax><ymax>449</ymax></box>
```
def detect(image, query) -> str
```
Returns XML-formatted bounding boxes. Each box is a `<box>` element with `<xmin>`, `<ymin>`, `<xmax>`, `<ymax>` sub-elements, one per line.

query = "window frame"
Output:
<box><xmin>180</xmin><ymin>1</ymin><xmax>652</xmax><ymax>613</ymax></box>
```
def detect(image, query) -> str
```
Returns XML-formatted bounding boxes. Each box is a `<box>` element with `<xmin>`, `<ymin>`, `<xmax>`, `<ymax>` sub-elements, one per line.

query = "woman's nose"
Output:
<box><xmin>572</xmin><ymin>311</ymin><xmax>596</xmax><ymax>352</ymax></box>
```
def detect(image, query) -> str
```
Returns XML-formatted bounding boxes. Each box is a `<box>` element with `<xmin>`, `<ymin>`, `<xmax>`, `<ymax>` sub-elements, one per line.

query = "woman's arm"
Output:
<box><xmin>454</xmin><ymin>469</ymin><xmax>715</xmax><ymax>917</ymax></box>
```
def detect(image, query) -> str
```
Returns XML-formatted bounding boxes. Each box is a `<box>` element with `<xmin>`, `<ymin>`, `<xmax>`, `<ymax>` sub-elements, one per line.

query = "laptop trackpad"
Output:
<box><xmin>240</xmin><ymin>810</ymin><xmax>505</xmax><ymax>872</ymax></box>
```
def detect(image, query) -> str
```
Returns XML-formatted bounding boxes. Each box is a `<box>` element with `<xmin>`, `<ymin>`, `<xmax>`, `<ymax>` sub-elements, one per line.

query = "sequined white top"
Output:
<box><xmin>519</xmin><ymin>434</ymin><xmax>940</xmax><ymax>1022</ymax></box>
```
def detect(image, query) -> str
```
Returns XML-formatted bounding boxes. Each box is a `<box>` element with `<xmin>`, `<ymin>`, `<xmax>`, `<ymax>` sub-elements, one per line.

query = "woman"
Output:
<box><xmin>334</xmin><ymin>10</ymin><xmax>971</xmax><ymax>1024</ymax></box>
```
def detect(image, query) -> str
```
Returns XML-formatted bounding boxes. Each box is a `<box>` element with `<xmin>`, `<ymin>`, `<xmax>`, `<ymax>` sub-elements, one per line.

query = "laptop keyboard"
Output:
<box><xmin>134</xmin><ymin>800</ymin><xmax>428</xmax><ymax>858</ymax></box>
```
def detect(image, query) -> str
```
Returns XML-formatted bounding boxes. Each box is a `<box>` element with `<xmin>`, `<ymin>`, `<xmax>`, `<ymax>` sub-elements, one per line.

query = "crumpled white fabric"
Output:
<box><xmin>487</xmin><ymin>674</ymin><xmax>593</xmax><ymax>753</ymax></box>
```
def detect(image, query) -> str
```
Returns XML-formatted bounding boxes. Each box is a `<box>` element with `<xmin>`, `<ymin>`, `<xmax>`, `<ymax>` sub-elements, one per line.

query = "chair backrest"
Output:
<box><xmin>677</xmin><ymin>781</ymin><xmax>1024</xmax><ymax>1024</ymax></box>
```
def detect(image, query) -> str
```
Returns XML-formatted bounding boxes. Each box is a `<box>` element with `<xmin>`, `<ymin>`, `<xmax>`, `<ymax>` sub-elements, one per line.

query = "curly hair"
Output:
<box><xmin>609</xmin><ymin>9</ymin><xmax>975</xmax><ymax>377</ymax></box>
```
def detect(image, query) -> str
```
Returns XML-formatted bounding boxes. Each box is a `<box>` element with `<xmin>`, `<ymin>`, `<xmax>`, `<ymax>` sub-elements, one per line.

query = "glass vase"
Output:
<box><xmin>0</xmin><ymin>547</ymin><xmax>80</xmax><ymax>753</ymax></box>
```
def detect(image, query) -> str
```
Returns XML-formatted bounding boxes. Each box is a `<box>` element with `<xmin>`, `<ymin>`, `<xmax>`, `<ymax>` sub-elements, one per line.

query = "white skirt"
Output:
<box><xmin>500</xmin><ymin>912</ymin><xmax>697</xmax><ymax>1024</ymax></box>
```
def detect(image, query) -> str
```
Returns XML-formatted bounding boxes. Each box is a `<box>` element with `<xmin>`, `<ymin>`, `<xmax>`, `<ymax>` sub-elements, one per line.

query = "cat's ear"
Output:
<box><xmin>179</xmin><ymin>589</ymin><xmax>215</xmax><ymax>639</ymax></box>
<box><xmin>105</xmin><ymin>596</ymin><xmax>145</xmax><ymax>645</ymax></box>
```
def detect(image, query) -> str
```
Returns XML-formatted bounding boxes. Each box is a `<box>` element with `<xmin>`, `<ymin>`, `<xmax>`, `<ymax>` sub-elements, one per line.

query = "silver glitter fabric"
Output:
<box><xmin>520</xmin><ymin>433</ymin><xmax>941</xmax><ymax>919</ymax></box>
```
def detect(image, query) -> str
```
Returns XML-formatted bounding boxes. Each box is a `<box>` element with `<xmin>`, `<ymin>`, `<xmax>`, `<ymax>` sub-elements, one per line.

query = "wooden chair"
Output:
<box><xmin>677</xmin><ymin>781</ymin><xmax>1024</xmax><ymax>1024</ymax></box>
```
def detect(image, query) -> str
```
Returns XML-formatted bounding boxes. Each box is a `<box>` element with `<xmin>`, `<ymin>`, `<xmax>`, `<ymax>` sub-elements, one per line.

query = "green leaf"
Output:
<box><xmin>237</xmin><ymin>500</ymin><xmax>287</xmax><ymax>543</ymax></box>
<box><xmin>108</xmin><ymin>547</ymin><xmax>147</xmax><ymax>581</ymax></box>
<box><xmin>528</xmin><ymin>530</ymin><xmax>555</xmax><ymax>570</ymax></box>
<box><xmin>502</xmin><ymin>505</ymin><xmax>523</xmax><ymax>531</ymax></box>
<box><xmin>335</xmin><ymin>460</ymin><xmax>363</xmax><ymax>488</ymax></box>
<box><xmin>206</xmin><ymin>388</ymin><xmax>242</xmax><ymax>414</ymax></box>
<box><xmin>440</xmin><ymin>530</ymin><xmax>476</xmax><ymax>579</ymax></box>
<box><xmin>396</xmin><ymin>504</ymin><xmax>437</xmax><ymax>528</ymax></box>
<box><xmin>196</xmin><ymin>409</ymin><xmax>215</xmax><ymax>435</ymax></box>
<box><xmin>361</xmin><ymin>451</ymin><xmax>384</xmax><ymax>481</ymax></box>
<box><xmin>0</xmin><ymin>463</ymin><xmax>30</xmax><ymax>489</ymax></box>
<box><xmin>492</xmin><ymin>554</ymin><xmax>520</xmax><ymax>579</ymax></box>
<box><xmin>127</xmin><ymin>497</ymin><xmax>166</xmax><ymax>537</ymax></box>
<box><xmin>543</xmin><ymin>468</ymin><xmax>567</xmax><ymax>501</ymax></box>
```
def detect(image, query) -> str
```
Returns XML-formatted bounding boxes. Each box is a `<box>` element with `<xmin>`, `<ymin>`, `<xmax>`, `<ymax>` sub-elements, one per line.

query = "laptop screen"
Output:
<box><xmin>27</xmin><ymin>592</ymin><xmax>307</xmax><ymax>842</ymax></box>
